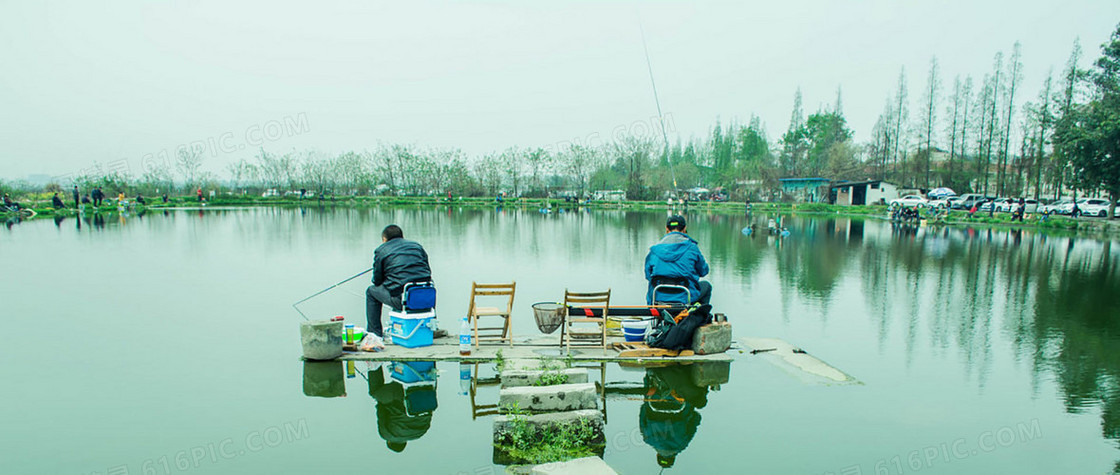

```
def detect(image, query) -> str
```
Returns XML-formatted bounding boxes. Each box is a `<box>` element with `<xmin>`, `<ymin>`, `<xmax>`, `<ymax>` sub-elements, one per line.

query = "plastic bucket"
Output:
<box><xmin>389</xmin><ymin>311</ymin><xmax>435</xmax><ymax>348</ymax></box>
<box><xmin>622</xmin><ymin>319</ymin><xmax>652</xmax><ymax>342</ymax></box>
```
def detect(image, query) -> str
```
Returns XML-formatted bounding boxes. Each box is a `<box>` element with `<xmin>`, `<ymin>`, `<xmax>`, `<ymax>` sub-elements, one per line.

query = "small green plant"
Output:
<box><xmin>531</xmin><ymin>371</ymin><xmax>570</xmax><ymax>386</ymax></box>
<box><xmin>495</xmin><ymin>403</ymin><xmax>599</xmax><ymax>464</ymax></box>
<box><xmin>494</xmin><ymin>349</ymin><xmax>506</xmax><ymax>373</ymax></box>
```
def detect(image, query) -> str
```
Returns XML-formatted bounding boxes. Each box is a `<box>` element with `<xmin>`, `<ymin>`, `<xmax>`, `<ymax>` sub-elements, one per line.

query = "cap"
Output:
<box><xmin>666</xmin><ymin>215</ymin><xmax>686</xmax><ymax>230</ymax></box>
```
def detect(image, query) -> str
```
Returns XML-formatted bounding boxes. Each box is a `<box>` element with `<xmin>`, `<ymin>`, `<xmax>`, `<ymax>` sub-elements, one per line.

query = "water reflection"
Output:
<box><xmin>369</xmin><ymin>361</ymin><xmax>438</xmax><ymax>453</ymax></box>
<box><xmin>639</xmin><ymin>362</ymin><xmax>728</xmax><ymax>468</ymax></box>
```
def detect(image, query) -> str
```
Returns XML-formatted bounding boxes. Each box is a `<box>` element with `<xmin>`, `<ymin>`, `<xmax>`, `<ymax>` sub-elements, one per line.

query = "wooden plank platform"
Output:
<box><xmin>327</xmin><ymin>334</ymin><xmax>737</xmax><ymax>363</ymax></box>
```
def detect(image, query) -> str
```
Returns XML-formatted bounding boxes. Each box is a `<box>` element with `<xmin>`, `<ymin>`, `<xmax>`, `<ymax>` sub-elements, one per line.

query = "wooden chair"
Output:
<box><xmin>467</xmin><ymin>282</ymin><xmax>516</xmax><ymax>347</ymax></box>
<box><xmin>562</xmin><ymin>288</ymin><xmax>610</xmax><ymax>350</ymax></box>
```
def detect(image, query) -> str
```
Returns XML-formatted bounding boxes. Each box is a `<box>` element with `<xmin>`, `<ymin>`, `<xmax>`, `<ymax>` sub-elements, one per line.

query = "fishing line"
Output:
<box><xmin>638</xmin><ymin>13</ymin><xmax>678</xmax><ymax>193</ymax></box>
<box><xmin>292</xmin><ymin>267</ymin><xmax>374</xmax><ymax>320</ymax></box>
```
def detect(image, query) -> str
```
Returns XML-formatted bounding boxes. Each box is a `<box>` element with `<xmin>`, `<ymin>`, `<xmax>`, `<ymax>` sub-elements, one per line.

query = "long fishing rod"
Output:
<box><xmin>638</xmin><ymin>14</ymin><xmax>678</xmax><ymax>194</ymax></box>
<box><xmin>292</xmin><ymin>267</ymin><xmax>374</xmax><ymax>320</ymax></box>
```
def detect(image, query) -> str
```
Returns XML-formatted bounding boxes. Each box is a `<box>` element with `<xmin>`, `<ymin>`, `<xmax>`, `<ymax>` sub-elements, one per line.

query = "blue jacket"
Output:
<box><xmin>644</xmin><ymin>232</ymin><xmax>709</xmax><ymax>304</ymax></box>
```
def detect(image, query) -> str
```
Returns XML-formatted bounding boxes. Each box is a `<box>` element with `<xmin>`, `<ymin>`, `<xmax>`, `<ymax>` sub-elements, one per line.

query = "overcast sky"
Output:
<box><xmin>1</xmin><ymin>1</ymin><xmax>1118</xmax><ymax>180</ymax></box>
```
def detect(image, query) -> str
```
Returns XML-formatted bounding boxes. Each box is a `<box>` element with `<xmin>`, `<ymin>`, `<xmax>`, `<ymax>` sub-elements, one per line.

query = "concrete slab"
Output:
<box><xmin>741</xmin><ymin>337</ymin><xmax>859</xmax><ymax>385</ymax></box>
<box><xmin>329</xmin><ymin>335</ymin><xmax>736</xmax><ymax>364</ymax></box>
<box><xmin>499</xmin><ymin>383</ymin><xmax>599</xmax><ymax>412</ymax></box>
<box><xmin>531</xmin><ymin>457</ymin><xmax>617</xmax><ymax>475</ymax></box>
<box><xmin>502</xmin><ymin>368</ymin><xmax>589</xmax><ymax>388</ymax></box>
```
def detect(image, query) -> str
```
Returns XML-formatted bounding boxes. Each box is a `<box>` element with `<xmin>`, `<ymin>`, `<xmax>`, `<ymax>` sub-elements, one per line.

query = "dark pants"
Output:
<box><xmin>366</xmin><ymin>285</ymin><xmax>402</xmax><ymax>337</ymax></box>
<box><xmin>695</xmin><ymin>281</ymin><xmax>712</xmax><ymax>306</ymax></box>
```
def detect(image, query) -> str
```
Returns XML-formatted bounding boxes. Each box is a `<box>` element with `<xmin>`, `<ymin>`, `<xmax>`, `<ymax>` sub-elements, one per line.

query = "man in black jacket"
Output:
<box><xmin>363</xmin><ymin>225</ymin><xmax>432</xmax><ymax>342</ymax></box>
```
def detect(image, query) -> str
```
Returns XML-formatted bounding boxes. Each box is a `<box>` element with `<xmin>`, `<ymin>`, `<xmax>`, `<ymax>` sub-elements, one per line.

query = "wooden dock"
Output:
<box><xmin>331</xmin><ymin>334</ymin><xmax>740</xmax><ymax>363</ymax></box>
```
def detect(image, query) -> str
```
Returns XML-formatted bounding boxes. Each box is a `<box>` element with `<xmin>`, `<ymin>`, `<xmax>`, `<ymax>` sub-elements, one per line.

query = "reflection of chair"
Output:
<box><xmin>469</xmin><ymin>362</ymin><xmax>501</xmax><ymax>419</ymax></box>
<box><xmin>467</xmin><ymin>282</ymin><xmax>516</xmax><ymax>347</ymax></box>
<box><xmin>562</xmin><ymin>289</ymin><xmax>610</xmax><ymax>350</ymax></box>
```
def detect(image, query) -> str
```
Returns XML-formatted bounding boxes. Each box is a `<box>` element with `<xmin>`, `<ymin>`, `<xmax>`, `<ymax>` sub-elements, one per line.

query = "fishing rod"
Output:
<box><xmin>292</xmin><ymin>267</ymin><xmax>374</xmax><ymax>320</ymax></box>
<box><xmin>638</xmin><ymin>13</ymin><xmax>678</xmax><ymax>194</ymax></box>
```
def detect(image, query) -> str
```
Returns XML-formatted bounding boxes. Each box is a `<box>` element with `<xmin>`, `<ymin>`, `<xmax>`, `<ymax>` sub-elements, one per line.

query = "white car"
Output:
<box><xmin>980</xmin><ymin>198</ymin><xmax>1011</xmax><ymax>212</ymax></box>
<box><xmin>890</xmin><ymin>195</ymin><xmax>929</xmax><ymax>208</ymax></box>
<box><xmin>261</xmin><ymin>189</ymin><xmax>279</xmax><ymax>198</ymax></box>
<box><xmin>1077</xmin><ymin>198</ymin><xmax>1112</xmax><ymax>217</ymax></box>
<box><xmin>1040</xmin><ymin>199</ymin><xmax>1072</xmax><ymax>215</ymax></box>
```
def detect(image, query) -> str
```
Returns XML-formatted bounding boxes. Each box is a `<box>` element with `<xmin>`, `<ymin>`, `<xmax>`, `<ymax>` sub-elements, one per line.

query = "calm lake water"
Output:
<box><xmin>2</xmin><ymin>206</ymin><xmax>1119</xmax><ymax>474</ymax></box>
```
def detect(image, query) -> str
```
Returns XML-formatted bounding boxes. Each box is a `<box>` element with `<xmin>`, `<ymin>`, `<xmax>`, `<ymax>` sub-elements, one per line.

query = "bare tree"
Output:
<box><xmin>893</xmin><ymin>68</ymin><xmax>909</xmax><ymax>173</ymax></box>
<box><xmin>175</xmin><ymin>146</ymin><xmax>204</xmax><ymax>191</ymax></box>
<box><xmin>921</xmin><ymin>57</ymin><xmax>941</xmax><ymax>187</ymax></box>
<box><xmin>997</xmin><ymin>43</ymin><xmax>1023</xmax><ymax>197</ymax></box>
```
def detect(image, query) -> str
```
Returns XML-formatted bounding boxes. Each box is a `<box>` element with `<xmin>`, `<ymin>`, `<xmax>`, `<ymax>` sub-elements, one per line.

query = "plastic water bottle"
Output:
<box><xmin>459</xmin><ymin>362</ymin><xmax>471</xmax><ymax>395</ymax></box>
<box><xmin>459</xmin><ymin>316</ymin><xmax>472</xmax><ymax>356</ymax></box>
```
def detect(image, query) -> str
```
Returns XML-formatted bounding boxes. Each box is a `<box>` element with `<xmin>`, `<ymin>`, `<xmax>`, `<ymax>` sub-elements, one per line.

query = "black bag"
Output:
<box><xmin>646</xmin><ymin>304</ymin><xmax>713</xmax><ymax>350</ymax></box>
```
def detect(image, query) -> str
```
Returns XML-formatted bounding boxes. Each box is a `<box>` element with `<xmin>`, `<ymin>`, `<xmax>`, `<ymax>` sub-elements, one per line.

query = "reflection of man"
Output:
<box><xmin>361</xmin><ymin>225</ymin><xmax>432</xmax><ymax>346</ymax></box>
<box><xmin>645</xmin><ymin>215</ymin><xmax>711</xmax><ymax>305</ymax></box>
<box><xmin>640</xmin><ymin>365</ymin><xmax>708</xmax><ymax>468</ymax></box>
<box><xmin>367</xmin><ymin>364</ymin><xmax>436</xmax><ymax>453</ymax></box>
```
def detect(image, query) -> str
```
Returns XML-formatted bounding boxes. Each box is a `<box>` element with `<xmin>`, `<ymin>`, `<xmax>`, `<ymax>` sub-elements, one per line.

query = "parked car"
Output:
<box><xmin>928</xmin><ymin>197</ymin><xmax>953</xmax><ymax>209</ymax></box>
<box><xmin>261</xmin><ymin>188</ymin><xmax>279</xmax><ymax>198</ymax></box>
<box><xmin>946</xmin><ymin>197</ymin><xmax>964</xmax><ymax>209</ymax></box>
<box><xmin>1012</xmin><ymin>199</ymin><xmax>1039</xmax><ymax>214</ymax></box>
<box><xmin>956</xmin><ymin>194</ymin><xmax>995</xmax><ymax>210</ymax></box>
<box><xmin>890</xmin><ymin>195</ymin><xmax>929</xmax><ymax>208</ymax></box>
<box><xmin>1039</xmin><ymin>199</ymin><xmax>1072</xmax><ymax>215</ymax></box>
<box><xmin>1079</xmin><ymin>198</ymin><xmax>1112</xmax><ymax>217</ymax></box>
<box><xmin>980</xmin><ymin>198</ymin><xmax>1012</xmax><ymax>212</ymax></box>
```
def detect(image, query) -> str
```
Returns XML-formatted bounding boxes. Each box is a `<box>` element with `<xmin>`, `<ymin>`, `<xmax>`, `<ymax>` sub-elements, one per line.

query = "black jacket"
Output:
<box><xmin>372</xmin><ymin>237</ymin><xmax>432</xmax><ymax>295</ymax></box>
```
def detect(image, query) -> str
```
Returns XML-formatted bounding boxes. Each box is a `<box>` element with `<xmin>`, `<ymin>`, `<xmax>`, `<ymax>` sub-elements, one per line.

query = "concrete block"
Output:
<box><xmin>690</xmin><ymin>361</ymin><xmax>731</xmax><ymax>387</ymax></box>
<box><xmin>299</xmin><ymin>320</ymin><xmax>343</xmax><ymax>360</ymax></box>
<box><xmin>532</xmin><ymin>457</ymin><xmax>617</xmax><ymax>475</ymax></box>
<box><xmin>502</xmin><ymin>368</ymin><xmax>588</xmax><ymax>388</ymax></box>
<box><xmin>499</xmin><ymin>383</ymin><xmax>599</xmax><ymax>412</ymax></box>
<box><xmin>690</xmin><ymin>322</ymin><xmax>732</xmax><ymax>355</ymax></box>
<box><xmin>493</xmin><ymin>409</ymin><xmax>604</xmax><ymax>443</ymax></box>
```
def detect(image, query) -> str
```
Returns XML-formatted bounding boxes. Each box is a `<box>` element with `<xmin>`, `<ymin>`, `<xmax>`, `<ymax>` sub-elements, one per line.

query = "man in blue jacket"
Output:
<box><xmin>645</xmin><ymin>215</ymin><xmax>711</xmax><ymax>306</ymax></box>
<box><xmin>363</xmin><ymin>225</ymin><xmax>432</xmax><ymax>342</ymax></box>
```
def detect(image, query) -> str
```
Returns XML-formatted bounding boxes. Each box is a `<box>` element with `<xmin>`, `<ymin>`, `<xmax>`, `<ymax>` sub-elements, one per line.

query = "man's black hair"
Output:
<box><xmin>666</xmin><ymin>215</ymin><xmax>687</xmax><ymax>232</ymax></box>
<box><xmin>382</xmin><ymin>224</ymin><xmax>404</xmax><ymax>240</ymax></box>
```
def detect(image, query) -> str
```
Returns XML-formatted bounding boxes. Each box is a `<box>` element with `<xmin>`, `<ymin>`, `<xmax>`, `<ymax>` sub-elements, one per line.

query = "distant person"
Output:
<box><xmin>1013</xmin><ymin>197</ymin><xmax>1026</xmax><ymax>222</ymax></box>
<box><xmin>161</xmin><ymin>193</ymin><xmax>169</xmax><ymax>203</ymax></box>
<box><xmin>51</xmin><ymin>193</ymin><xmax>65</xmax><ymax>209</ymax></box>
<box><xmin>196</xmin><ymin>187</ymin><xmax>203</xmax><ymax>203</ymax></box>
<box><xmin>1071</xmin><ymin>201</ymin><xmax>1081</xmax><ymax>218</ymax></box>
<box><xmin>71</xmin><ymin>186</ymin><xmax>80</xmax><ymax>209</ymax></box>
<box><xmin>3</xmin><ymin>194</ymin><xmax>20</xmax><ymax>211</ymax></box>
<box><xmin>360</xmin><ymin>225</ymin><xmax>433</xmax><ymax>348</ymax></box>
<box><xmin>135</xmin><ymin>194</ymin><xmax>146</xmax><ymax>206</ymax></box>
<box><xmin>644</xmin><ymin>215</ymin><xmax>711</xmax><ymax>306</ymax></box>
<box><xmin>91</xmin><ymin>187</ymin><xmax>104</xmax><ymax>207</ymax></box>
<box><xmin>968</xmin><ymin>203</ymin><xmax>979</xmax><ymax>219</ymax></box>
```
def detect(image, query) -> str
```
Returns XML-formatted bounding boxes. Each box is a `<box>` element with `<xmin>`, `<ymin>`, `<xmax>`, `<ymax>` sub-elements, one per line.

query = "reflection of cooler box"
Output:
<box><xmin>389</xmin><ymin>361</ymin><xmax>439</xmax><ymax>416</ymax></box>
<box><xmin>389</xmin><ymin>361</ymin><xmax>437</xmax><ymax>384</ymax></box>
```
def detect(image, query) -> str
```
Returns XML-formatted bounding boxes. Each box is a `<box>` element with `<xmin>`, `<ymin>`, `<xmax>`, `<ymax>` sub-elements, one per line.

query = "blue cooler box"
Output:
<box><xmin>388</xmin><ymin>310</ymin><xmax>436</xmax><ymax>348</ymax></box>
